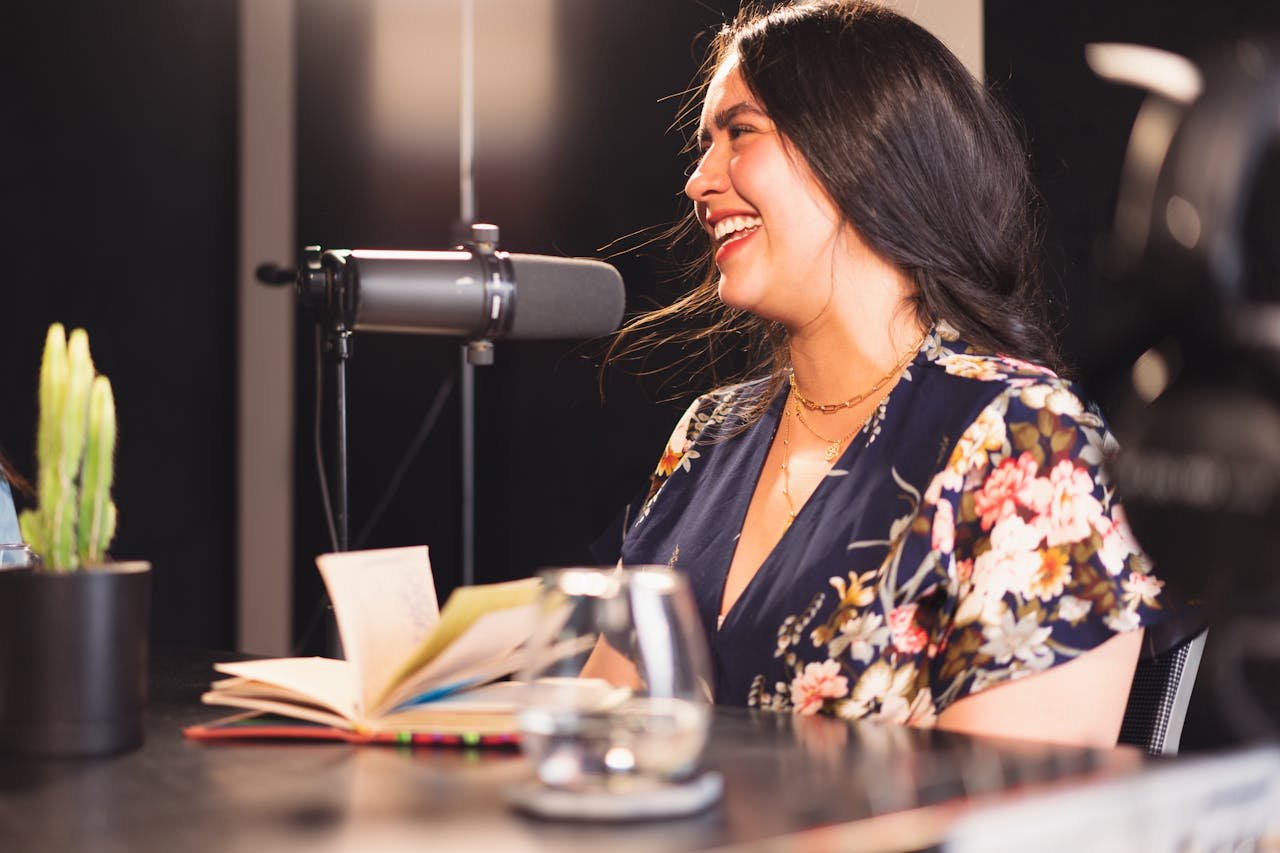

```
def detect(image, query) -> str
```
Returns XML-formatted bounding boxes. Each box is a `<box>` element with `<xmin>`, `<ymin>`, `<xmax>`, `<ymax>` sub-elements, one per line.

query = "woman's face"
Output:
<box><xmin>685</xmin><ymin>57</ymin><xmax>844</xmax><ymax>328</ymax></box>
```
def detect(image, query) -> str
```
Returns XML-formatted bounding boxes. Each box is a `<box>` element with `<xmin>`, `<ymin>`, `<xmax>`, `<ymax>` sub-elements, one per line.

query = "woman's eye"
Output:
<box><xmin>727</xmin><ymin>125</ymin><xmax>754</xmax><ymax>140</ymax></box>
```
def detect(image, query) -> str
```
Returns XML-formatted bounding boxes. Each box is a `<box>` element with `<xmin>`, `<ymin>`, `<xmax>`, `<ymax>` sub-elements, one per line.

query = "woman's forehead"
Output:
<box><xmin>700</xmin><ymin>58</ymin><xmax>759</xmax><ymax>129</ymax></box>
<box><xmin>705</xmin><ymin>57</ymin><xmax>743</xmax><ymax>104</ymax></box>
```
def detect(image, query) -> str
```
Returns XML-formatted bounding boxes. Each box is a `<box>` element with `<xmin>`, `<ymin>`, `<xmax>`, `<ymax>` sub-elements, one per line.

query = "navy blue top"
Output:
<box><xmin>618</xmin><ymin>326</ymin><xmax>1166</xmax><ymax>722</ymax></box>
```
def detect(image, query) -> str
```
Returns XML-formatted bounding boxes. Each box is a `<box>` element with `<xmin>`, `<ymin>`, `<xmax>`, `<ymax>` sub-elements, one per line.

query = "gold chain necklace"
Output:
<box><xmin>788</xmin><ymin>330</ymin><xmax>929</xmax><ymax>414</ymax></box>
<box><xmin>780</xmin><ymin>404</ymin><xmax>797</xmax><ymax>528</ymax></box>
<box><xmin>793</xmin><ymin>401</ymin><xmax>864</xmax><ymax>462</ymax></box>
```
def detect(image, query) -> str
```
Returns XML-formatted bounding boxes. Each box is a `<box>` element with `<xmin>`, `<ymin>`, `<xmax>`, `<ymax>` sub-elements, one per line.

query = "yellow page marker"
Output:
<box><xmin>377</xmin><ymin>577</ymin><xmax>541</xmax><ymax>706</ymax></box>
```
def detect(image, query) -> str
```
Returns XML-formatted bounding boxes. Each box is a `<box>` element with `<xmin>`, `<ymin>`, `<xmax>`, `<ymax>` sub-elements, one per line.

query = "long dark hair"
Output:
<box><xmin>610</xmin><ymin>0</ymin><xmax>1061</xmax><ymax>413</ymax></box>
<box><xmin>0</xmin><ymin>452</ymin><xmax>31</xmax><ymax>499</ymax></box>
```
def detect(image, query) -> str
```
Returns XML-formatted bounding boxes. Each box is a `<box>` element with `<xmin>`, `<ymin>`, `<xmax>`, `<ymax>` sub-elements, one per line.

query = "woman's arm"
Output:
<box><xmin>935</xmin><ymin>629</ymin><xmax>1143</xmax><ymax>748</ymax></box>
<box><xmin>578</xmin><ymin>636</ymin><xmax>645</xmax><ymax>690</ymax></box>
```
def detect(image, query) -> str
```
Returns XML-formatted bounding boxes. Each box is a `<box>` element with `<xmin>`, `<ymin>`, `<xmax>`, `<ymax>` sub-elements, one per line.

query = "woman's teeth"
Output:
<box><xmin>713</xmin><ymin>215</ymin><xmax>763</xmax><ymax>245</ymax></box>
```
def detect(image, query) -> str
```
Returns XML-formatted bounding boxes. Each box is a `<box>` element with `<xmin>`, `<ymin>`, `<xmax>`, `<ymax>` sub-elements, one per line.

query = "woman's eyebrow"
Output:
<box><xmin>698</xmin><ymin>101</ymin><xmax>769</xmax><ymax>143</ymax></box>
<box><xmin>713</xmin><ymin>102</ymin><xmax>767</xmax><ymax>130</ymax></box>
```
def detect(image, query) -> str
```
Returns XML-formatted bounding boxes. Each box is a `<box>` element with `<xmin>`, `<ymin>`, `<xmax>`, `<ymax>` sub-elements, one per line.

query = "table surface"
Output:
<box><xmin>0</xmin><ymin>648</ymin><xmax>1146</xmax><ymax>853</ymax></box>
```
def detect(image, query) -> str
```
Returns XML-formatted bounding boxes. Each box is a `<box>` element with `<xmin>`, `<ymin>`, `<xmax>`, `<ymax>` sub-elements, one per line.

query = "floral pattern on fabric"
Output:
<box><xmin>748</xmin><ymin>337</ymin><xmax>1158</xmax><ymax>720</ymax></box>
<box><xmin>618</xmin><ymin>326</ymin><xmax>1165</xmax><ymax>722</ymax></box>
<box><xmin>634</xmin><ymin>380</ymin><xmax>766</xmax><ymax>524</ymax></box>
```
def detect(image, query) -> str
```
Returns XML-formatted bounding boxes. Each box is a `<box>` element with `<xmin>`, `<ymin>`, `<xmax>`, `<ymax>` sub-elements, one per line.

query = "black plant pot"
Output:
<box><xmin>0</xmin><ymin>562</ymin><xmax>151</xmax><ymax>756</ymax></box>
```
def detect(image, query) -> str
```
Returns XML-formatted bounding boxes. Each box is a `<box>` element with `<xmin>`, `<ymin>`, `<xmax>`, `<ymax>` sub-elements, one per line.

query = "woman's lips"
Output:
<box><xmin>714</xmin><ymin>224</ymin><xmax>759</xmax><ymax>264</ymax></box>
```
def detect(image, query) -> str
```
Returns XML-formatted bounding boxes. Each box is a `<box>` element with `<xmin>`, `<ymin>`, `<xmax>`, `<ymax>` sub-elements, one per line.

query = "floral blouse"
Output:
<box><xmin>616</xmin><ymin>324</ymin><xmax>1164</xmax><ymax>724</ymax></box>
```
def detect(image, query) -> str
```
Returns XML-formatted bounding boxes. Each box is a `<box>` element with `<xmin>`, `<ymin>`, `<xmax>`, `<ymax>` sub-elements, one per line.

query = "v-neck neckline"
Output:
<box><xmin>714</xmin><ymin>345</ymin><xmax>931</xmax><ymax>634</ymax></box>
<box><xmin>714</xmin><ymin>387</ymin><xmax>786</xmax><ymax>632</ymax></box>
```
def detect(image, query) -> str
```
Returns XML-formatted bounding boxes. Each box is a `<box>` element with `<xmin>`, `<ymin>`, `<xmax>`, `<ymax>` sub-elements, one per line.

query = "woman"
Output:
<box><xmin>595</xmin><ymin>1</ymin><xmax>1164</xmax><ymax>748</ymax></box>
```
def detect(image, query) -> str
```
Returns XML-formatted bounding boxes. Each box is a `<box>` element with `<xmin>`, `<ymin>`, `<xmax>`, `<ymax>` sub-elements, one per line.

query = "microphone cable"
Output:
<box><xmin>291</xmin><ymin>334</ymin><xmax>459</xmax><ymax>656</ymax></box>
<box><xmin>353</xmin><ymin>367</ymin><xmax>457</xmax><ymax>550</ymax></box>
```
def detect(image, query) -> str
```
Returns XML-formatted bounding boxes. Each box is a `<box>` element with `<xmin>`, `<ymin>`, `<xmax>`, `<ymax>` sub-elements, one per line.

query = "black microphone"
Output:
<box><xmin>285</xmin><ymin>225</ymin><xmax>625</xmax><ymax>344</ymax></box>
<box><xmin>342</xmin><ymin>250</ymin><xmax>625</xmax><ymax>339</ymax></box>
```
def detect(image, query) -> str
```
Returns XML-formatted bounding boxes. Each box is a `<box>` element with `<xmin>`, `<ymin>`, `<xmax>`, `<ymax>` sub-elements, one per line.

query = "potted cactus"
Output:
<box><xmin>0</xmin><ymin>324</ymin><xmax>150</xmax><ymax>756</ymax></box>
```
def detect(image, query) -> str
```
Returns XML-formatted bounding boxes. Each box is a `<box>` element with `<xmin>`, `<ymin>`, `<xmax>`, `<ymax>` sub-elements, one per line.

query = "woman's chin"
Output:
<box><xmin>716</xmin><ymin>276</ymin><xmax>762</xmax><ymax>314</ymax></box>
<box><xmin>718</xmin><ymin>279</ymin><xmax>796</xmax><ymax>326</ymax></box>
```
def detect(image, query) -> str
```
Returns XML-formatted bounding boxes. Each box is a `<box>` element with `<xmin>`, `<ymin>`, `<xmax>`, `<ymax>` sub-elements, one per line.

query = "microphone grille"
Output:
<box><xmin>507</xmin><ymin>254</ymin><xmax>625</xmax><ymax>340</ymax></box>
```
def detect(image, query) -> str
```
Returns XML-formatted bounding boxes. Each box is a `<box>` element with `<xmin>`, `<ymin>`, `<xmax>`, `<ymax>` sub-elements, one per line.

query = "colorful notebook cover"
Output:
<box><xmin>184</xmin><ymin>710</ymin><xmax>520</xmax><ymax>748</ymax></box>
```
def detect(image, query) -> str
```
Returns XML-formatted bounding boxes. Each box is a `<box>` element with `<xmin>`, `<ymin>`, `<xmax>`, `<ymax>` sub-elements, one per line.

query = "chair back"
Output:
<box><xmin>1118</xmin><ymin>628</ymin><xmax>1208</xmax><ymax>755</ymax></box>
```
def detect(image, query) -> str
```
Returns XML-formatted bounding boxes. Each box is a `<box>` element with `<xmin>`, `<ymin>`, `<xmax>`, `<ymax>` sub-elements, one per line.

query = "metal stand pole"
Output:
<box><xmin>326</xmin><ymin>326</ymin><xmax>352</xmax><ymax>658</ymax></box>
<box><xmin>460</xmin><ymin>349</ymin><xmax>475</xmax><ymax>586</ymax></box>
<box><xmin>458</xmin><ymin>0</ymin><xmax>477</xmax><ymax>587</ymax></box>
<box><xmin>332</xmin><ymin>330</ymin><xmax>352</xmax><ymax>553</ymax></box>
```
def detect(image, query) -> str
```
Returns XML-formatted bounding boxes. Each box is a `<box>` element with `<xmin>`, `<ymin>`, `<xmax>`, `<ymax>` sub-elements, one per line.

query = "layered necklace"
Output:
<box><xmin>788</xmin><ymin>329</ymin><xmax>929</xmax><ymax>414</ymax></box>
<box><xmin>779</xmin><ymin>330</ymin><xmax>928</xmax><ymax>525</ymax></box>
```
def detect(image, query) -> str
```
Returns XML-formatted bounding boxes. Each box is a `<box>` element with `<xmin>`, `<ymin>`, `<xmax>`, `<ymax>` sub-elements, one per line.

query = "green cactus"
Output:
<box><xmin>18</xmin><ymin>323</ymin><xmax>119</xmax><ymax>572</ymax></box>
<box><xmin>78</xmin><ymin>376</ymin><xmax>117</xmax><ymax>566</ymax></box>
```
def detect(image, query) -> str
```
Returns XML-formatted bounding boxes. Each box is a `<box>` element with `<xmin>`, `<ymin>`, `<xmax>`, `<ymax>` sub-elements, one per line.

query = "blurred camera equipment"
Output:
<box><xmin>1090</xmin><ymin>39</ymin><xmax>1280</xmax><ymax>742</ymax></box>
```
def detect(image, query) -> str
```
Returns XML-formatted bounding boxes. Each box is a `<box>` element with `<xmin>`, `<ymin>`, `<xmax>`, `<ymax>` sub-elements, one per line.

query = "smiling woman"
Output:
<box><xmin>597</xmin><ymin>0</ymin><xmax>1166</xmax><ymax>749</ymax></box>
<box><xmin>689</xmin><ymin>57</ymin><xmax>847</xmax><ymax>325</ymax></box>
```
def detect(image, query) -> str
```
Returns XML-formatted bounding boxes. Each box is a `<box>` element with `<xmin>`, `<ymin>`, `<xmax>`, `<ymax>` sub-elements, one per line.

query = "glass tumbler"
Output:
<box><xmin>0</xmin><ymin>544</ymin><xmax>38</xmax><ymax>572</ymax></box>
<box><xmin>517</xmin><ymin>566</ymin><xmax>713</xmax><ymax>793</ymax></box>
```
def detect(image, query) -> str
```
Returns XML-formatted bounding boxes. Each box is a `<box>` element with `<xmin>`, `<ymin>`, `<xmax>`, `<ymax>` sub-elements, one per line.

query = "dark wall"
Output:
<box><xmin>1</xmin><ymin>4</ymin><xmax>239</xmax><ymax>646</ymax></box>
<box><xmin>291</xmin><ymin>1</ymin><xmax>740</xmax><ymax>650</ymax></box>
<box><xmin>985</xmin><ymin>0</ymin><xmax>1280</xmax><ymax>387</ymax></box>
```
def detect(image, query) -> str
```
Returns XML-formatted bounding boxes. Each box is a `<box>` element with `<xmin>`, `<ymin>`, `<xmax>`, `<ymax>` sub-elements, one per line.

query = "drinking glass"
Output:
<box><xmin>0</xmin><ymin>544</ymin><xmax>38</xmax><ymax>572</ymax></box>
<box><xmin>516</xmin><ymin>566</ymin><xmax>713</xmax><ymax>793</ymax></box>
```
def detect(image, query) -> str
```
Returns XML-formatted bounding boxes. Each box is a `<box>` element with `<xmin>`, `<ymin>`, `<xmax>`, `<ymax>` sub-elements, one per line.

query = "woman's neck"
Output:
<box><xmin>786</xmin><ymin>257</ymin><xmax>926</xmax><ymax>404</ymax></box>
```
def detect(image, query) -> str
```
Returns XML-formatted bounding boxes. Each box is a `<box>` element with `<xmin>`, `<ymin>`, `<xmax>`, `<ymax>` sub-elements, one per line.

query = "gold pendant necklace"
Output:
<box><xmin>793</xmin><ymin>402</ymin><xmax>863</xmax><ymax>461</ymax></box>
<box><xmin>780</xmin><ymin>405</ymin><xmax>797</xmax><ymax>528</ymax></box>
<box><xmin>789</xmin><ymin>329</ymin><xmax>929</xmax><ymax>414</ymax></box>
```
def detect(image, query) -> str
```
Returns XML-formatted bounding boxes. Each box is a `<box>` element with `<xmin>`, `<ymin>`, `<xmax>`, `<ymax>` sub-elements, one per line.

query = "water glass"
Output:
<box><xmin>517</xmin><ymin>566</ymin><xmax>713</xmax><ymax>793</ymax></box>
<box><xmin>0</xmin><ymin>544</ymin><xmax>38</xmax><ymax>572</ymax></box>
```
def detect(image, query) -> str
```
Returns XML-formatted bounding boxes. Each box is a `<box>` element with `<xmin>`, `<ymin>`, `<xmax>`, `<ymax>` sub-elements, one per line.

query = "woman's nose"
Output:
<box><xmin>684</xmin><ymin>148</ymin><xmax>727</xmax><ymax>202</ymax></box>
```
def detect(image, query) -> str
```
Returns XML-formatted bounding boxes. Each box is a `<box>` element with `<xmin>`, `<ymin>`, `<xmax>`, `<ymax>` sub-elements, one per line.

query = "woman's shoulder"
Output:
<box><xmin>919</xmin><ymin>323</ymin><xmax>1099</xmax><ymax>422</ymax></box>
<box><xmin>924</xmin><ymin>323</ymin><xmax>1064</xmax><ymax>385</ymax></box>
<box><xmin>902</xmin><ymin>324</ymin><xmax>1115</xmax><ymax>494</ymax></box>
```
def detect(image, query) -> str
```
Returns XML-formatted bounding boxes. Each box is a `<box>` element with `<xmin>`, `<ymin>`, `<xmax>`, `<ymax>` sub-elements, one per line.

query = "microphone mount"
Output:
<box><xmin>279</xmin><ymin>223</ymin><xmax>515</xmax><ymax>367</ymax></box>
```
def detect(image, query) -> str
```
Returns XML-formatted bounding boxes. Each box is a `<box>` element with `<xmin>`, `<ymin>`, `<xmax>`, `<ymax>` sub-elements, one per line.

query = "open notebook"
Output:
<box><xmin>188</xmin><ymin>546</ymin><xmax>550</xmax><ymax>742</ymax></box>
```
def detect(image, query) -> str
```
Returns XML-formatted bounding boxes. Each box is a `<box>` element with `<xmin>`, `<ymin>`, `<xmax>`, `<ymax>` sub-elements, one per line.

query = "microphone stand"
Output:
<box><xmin>268</xmin><ymin>229</ymin><xmax>504</xmax><ymax>656</ymax></box>
<box><xmin>303</xmin><ymin>246</ymin><xmax>355</xmax><ymax>656</ymax></box>
<box><xmin>297</xmin><ymin>246</ymin><xmax>357</xmax><ymax>554</ymax></box>
<box><xmin>328</xmin><ymin>331</ymin><xmax>353</xmax><ymax>554</ymax></box>
<box><xmin>458</xmin><ymin>0</ymin><xmax>479</xmax><ymax>589</ymax></box>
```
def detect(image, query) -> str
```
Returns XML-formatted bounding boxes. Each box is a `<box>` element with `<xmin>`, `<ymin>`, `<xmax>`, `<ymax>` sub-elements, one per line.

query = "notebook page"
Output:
<box><xmin>316</xmin><ymin>545</ymin><xmax>441</xmax><ymax>715</ymax></box>
<box><xmin>213</xmin><ymin>657</ymin><xmax>358</xmax><ymax>720</ymax></box>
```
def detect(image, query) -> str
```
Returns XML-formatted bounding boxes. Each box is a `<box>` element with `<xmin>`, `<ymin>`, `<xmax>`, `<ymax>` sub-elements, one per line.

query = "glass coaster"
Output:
<box><xmin>506</xmin><ymin>771</ymin><xmax>724</xmax><ymax>822</ymax></box>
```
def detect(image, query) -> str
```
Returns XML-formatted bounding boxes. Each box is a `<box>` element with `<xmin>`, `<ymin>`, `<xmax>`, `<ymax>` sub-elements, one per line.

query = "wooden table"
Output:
<box><xmin>0</xmin><ymin>648</ymin><xmax>1147</xmax><ymax>852</ymax></box>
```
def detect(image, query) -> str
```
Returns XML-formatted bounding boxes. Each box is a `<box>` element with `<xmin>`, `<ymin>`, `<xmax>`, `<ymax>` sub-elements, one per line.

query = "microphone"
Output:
<box><xmin>283</xmin><ymin>225</ymin><xmax>626</xmax><ymax>345</ymax></box>
<box><xmin>340</xmin><ymin>250</ymin><xmax>625</xmax><ymax>339</ymax></box>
